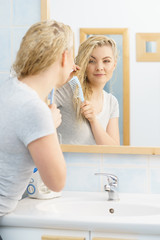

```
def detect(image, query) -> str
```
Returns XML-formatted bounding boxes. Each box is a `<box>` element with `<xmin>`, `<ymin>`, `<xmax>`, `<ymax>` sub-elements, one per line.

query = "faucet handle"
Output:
<box><xmin>95</xmin><ymin>173</ymin><xmax>118</xmax><ymax>186</ymax></box>
<box><xmin>95</xmin><ymin>173</ymin><xmax>119</xmax><ymax>201</ymax></box>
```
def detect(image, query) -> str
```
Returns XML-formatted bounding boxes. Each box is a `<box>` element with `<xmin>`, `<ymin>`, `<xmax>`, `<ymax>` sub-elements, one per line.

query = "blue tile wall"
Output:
<box><xmin>63</xmin><ymin>152</ymin><xmax>160</xmax><ymax>194</ymax></box>
<box><xmin>12</xmin><ymin>0</ymin><xmax>41</xmax><ymax>26</ymax></box>
<box><xmin>0</xmin><ymin>28</ymin><xmax>11</xmax><ymax>72</ymax></box>
<box><xmin>12</xmin><ymin>27</ymin><xmax>29</xmax><ymax>62</ymax></box>
<box><xmin>0</xmin><ymin>0</ymin><xmax>41</xmax><ymax>80</ymax></box>
<box><xmin>64</xmin><ymin>152</ymin><xmax>102</xmax><ymax>192</ymax></box>
<box><xmin>102</xmin><ymin>154</ymin><xmax>147</xmax><ymax>165</ymax></box>
<box><xmin>64</xmin><ymin>164</ymin><xmax>101</xmax><ymax>192</ymax></box>
<box><xmin>150</xmin><ymin>168</ymin><xmax>160</xmax><ymax>194</ymax></box>
<box><xmin>101</xmin><ymin>166</ymin><xmax>147</xmax><ymax>193</ymax></box>
<box><xmin>0</xmin><ymin>0</ymin><xmax>11</xmax><ymax>26</ymax></box>
<box><xmin>149</xmin><ymin>155</ymin><xmax>160</xmax><ymax>194</ymax></box>
<box><xmin>64</xmin><ymin>152</ymin><xmax>102</xmax><ymax>165</ymax></box>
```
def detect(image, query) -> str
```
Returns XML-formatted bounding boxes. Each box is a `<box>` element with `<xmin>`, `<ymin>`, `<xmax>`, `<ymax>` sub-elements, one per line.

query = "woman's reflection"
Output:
<box><xmin>54</xmin><ymin>35</ymin><xmax>120</xmax><ymax>145</ymax></box>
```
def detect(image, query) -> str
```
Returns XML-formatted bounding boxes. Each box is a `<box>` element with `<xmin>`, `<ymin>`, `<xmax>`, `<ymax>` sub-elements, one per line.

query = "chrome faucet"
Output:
<box><xmin>95</xmin><ymin>173</ymin><xmax>119</xmax><ymax>201</ymax></box>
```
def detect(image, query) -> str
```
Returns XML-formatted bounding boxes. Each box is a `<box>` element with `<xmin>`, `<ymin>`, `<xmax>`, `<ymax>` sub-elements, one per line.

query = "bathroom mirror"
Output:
<box><xmin>41</xmin><ymin>0</ymin><xmax>160</xmax><ymax>149</ymax></box>
<box><xmin>80</xmin><ymin>28</ymin><xmax>129</xmax><ymax>146</ymax></box>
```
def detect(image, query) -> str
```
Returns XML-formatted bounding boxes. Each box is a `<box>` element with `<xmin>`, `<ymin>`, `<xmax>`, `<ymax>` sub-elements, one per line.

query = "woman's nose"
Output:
<box><xmin>96</xmin><ymin>63</ymin><xmax>104</xmax><ymax>70</ymax></box>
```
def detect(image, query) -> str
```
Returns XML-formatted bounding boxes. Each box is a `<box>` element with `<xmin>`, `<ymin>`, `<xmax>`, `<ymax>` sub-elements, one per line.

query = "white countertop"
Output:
<box><xmin>1</xmin><ymin>191</ymin><xmax>160</xmax><ymax>235</ymax></box>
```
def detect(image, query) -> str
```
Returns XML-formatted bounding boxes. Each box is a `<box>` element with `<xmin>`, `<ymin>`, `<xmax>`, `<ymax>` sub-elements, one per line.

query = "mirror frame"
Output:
<box><xmin>61</xmin><ymin>144</ymin><xmax>160</xmax><ymax>155</ymax></box>
<box><xmin>41</xmin><ymin>0</ymin><xmax>50</xmax><ymax>21</ymax></box>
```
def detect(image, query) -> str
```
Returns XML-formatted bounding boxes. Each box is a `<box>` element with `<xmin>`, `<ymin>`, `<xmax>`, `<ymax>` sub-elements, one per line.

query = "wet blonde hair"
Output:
<box><xmin>12</xmin><ymin>20</ymin><xmax>73</xmax><ymax>79</ymax></box>
<box><xmin>74</xmin><ymin>35</ymin><xmax>118</xmax><ymax>119</ymax></box>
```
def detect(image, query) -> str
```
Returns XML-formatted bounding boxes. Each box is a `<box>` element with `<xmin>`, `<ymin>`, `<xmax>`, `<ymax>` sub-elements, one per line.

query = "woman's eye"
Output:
<box><xmin>89</xmin><ymin>60</ymin><xmax>95</xmax><ymax>64</ymax></box>
<box><xmin>104</xmin><ymin>60</ymin><xmax>110</xmax><ymax>63</ymax></box>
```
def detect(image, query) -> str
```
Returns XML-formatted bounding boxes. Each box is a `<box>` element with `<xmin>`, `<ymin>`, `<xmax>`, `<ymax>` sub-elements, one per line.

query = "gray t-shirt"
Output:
<box><xmin>0</xmin><ymin>77</ymin><xmax>55</xmax><ymax>216</ymax></box>
<box><xmin>54</xmin><ymin>82</ymin><xmax>119</xmax><ymax>145</ymax></box>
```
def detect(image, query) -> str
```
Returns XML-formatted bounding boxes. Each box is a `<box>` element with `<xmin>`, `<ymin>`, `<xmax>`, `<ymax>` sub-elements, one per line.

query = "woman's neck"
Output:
<box><xmin>90</xmin><ymin>87</ymin><xmax>104</xmax><ymax>114</ymax></box>
<box><xmin>21</xmin><ymin>74</ymin><xmax>51</xmax><ymax>102</ymax></box>
<box><xmin>20</xmin><ymin>63</ymin><xmax>60</xmax><ymax>102</ymax></box>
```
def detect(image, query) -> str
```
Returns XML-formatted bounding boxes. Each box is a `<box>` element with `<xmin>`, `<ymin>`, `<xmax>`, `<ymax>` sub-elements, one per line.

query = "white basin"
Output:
<box><xmin>2</xmin><ymin>192</ymin><xmax>160</xmax><ymax>235</ymax></box>
<box><xmin>36</xmin><ymin>200</ymin><xmax>160</xmax><ymax>217</ymax></box>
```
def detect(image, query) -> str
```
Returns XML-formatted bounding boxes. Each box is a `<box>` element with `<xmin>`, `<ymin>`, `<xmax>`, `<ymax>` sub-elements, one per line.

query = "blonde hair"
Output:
<box><xmin>12</xmin><ymin>20</ymin><xmax>73</xmax><ymax>79</ymax></box>
<box><xmin>74</xmin><ymin>35</ymin><xmax>118</xmax><ymax>119</ymax></box>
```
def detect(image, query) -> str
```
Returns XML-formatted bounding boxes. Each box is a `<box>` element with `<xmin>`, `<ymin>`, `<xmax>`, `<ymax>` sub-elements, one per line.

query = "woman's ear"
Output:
<box><xmin>113</xmin><ymin>60</ymin><xmax>117</xmax><ymax>70</ymax></box>
<box><xmin>61</xmin><ymin>50</ymin><xmax>68</xmax><ymax>67</ymax></box>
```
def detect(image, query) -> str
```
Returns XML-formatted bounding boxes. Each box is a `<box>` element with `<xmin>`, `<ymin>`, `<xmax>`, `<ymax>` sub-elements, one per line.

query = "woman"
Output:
<box><xmin>0</xmin><ymin>20</ymin><xmax>74</xmax><ymax>216</ymax></box>
<box><xmin>55</xmin><ymin>35</ymin><xmax>120</xmax><ymax>145</ymax></box>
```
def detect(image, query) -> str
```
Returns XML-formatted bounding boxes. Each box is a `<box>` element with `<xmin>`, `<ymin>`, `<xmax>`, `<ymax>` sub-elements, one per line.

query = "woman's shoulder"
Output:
<box><xmin>103</xmin><ymin>90</ymin><xmax>118</xmax><ymax>104</ymax></box>
<box><xmin>54</xmin><ymin>82</ymin><xmax>73</xmax><ymax>106</ymax></box>
<box><xmin>55</xmin><ymin>82</ymin><xmax>73</xmax><ymax>99</ymax></box>
<box><xmin>103</xmin><ymin>90</ymin><xmax>119</xmax><ymax>117</ymax></box>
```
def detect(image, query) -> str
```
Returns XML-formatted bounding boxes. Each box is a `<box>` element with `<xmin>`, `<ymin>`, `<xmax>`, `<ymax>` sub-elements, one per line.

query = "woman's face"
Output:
<box><xmin>86</xmin><ymin>45</ymin><xmax>116</xmax><ymax>87</ymax></box>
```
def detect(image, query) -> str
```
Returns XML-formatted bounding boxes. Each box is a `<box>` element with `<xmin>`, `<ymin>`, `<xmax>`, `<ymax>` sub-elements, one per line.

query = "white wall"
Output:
<box><xmin>50</xmin><ymin>0</ymin><xmax>160</xmax><ymax>146</ymax></box>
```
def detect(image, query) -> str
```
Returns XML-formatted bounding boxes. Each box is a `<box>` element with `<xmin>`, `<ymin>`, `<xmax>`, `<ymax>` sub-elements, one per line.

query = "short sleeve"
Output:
<box><xmin>15</xmin><ymin>99</ymin><xmax>55</xmax><ymax>146</ymax></box>
<box><xmin>54</xmin><ymin>82</ymin><xmax>73</xmax><ymax>108</ymax></box>
<box><xmin>110</xmin><ymin>94</ymin><xmax>119</xmax><ymax>118</ymax></box>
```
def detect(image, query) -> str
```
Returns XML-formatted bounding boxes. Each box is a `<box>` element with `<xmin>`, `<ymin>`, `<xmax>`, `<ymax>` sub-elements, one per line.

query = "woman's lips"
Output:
<box><xmin>93</xmin><ymin>74</ymin><xmax>105</xmax><ymax>77</ymax></box>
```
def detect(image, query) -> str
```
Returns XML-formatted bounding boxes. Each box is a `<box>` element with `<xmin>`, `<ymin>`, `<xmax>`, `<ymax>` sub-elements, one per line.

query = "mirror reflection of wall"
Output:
<box><xmin>50</xmin><ymin>0</ymin><xmax>160</xmax><ymax>147</ymax></box>
<box><xmin>146</xmin><ymin>41</ymin><xmax>157</xmax><ymax>53</ymax></box>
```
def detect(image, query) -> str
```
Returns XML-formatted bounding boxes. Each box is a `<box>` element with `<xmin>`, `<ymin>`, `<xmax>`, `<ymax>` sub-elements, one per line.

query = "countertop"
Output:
<box><xmin>1</xmin><ymin>191</ymin><xmax>160</xmax><ymax>235</ymax></box>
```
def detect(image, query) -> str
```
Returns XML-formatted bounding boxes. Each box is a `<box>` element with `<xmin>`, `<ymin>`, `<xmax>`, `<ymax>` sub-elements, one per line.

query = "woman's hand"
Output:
<box><xmin>67</xmin><ymin>64</ymin><xmax>80</xmax><ymax>82</ymax></box>
<box><xmin>80</xmin><ymin>100</ymin><xmax>96</xmax><ymax>123</ymax></box>
<box><xmin>81</xmin><ymin>101</ymin><xmax>120</xmax><ymax>145</ymax></box>
<box><xmin>49</xmin><ymin>103</ymin><xmax>62</xmax><ymax>128</ymax></box>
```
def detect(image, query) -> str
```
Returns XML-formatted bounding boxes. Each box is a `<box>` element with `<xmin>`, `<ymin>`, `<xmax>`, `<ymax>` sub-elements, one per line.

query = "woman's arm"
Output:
<box><xmin>28</xmin><ymin>104</ymin><xmax>65</xmax><ymax>192</ymax></box>
<box><xmin>28</xmin><ymin>133</ymin><xmax>66</xmax><ymax>192</ymax></box>
<box><xmin>81</xmin><ymin>101</ymin><xmax>120</xmax><ymax>145</ymax></box>
<box><xmin>90</xmin><ymin>117</ymin><xmax>120</xmax><ymax>145</ymax></box>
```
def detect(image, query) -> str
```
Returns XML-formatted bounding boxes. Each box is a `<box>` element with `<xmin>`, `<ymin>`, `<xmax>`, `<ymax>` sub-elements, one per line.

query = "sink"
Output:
<box><xmin>2</xmin><ymin>192</ymin><xmax>160</xmax><ymax>235</ymax></box>
<box><xmin>36</xmin><ymin>200</ymin><xmax>160</xmax><ymax>217</ymax></box>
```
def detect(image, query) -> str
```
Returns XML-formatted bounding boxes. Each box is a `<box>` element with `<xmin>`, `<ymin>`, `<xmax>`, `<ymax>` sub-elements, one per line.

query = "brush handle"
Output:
<box><xmin>48</xmin><ymin>88</ymin><xmax>54</xmax><ymax>105</ymax></box>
